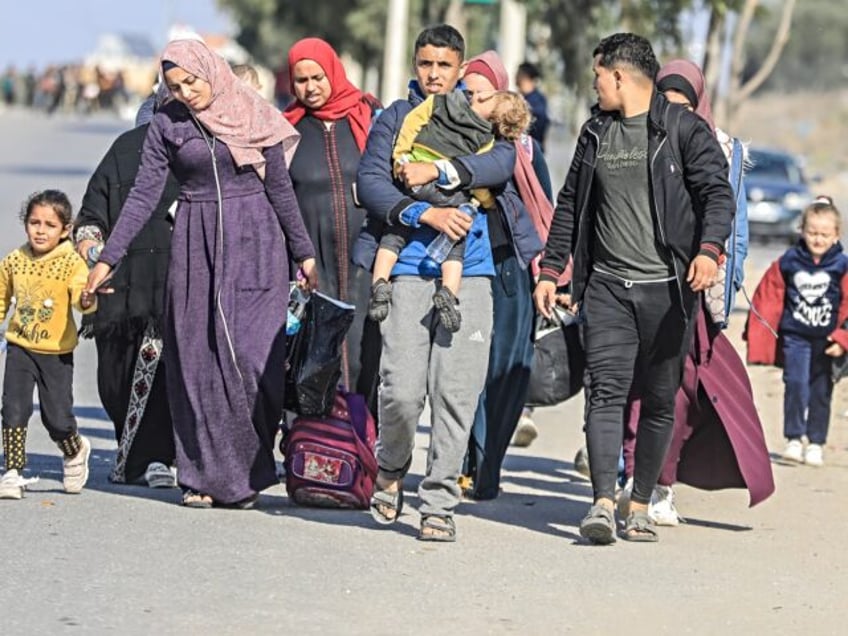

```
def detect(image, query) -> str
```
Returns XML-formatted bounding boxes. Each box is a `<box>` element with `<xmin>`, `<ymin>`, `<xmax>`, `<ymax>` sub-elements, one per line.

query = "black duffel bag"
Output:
<box><xmin>525</xmin><ymin>306</ymin><xmax>585</xmax><ymax>407</ymax></box>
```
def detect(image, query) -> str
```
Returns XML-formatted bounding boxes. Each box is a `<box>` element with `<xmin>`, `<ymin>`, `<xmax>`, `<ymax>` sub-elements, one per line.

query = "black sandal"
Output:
<box><xmin>418</xmin><ymin>515</ymin><xmax>456</xmax><ymax>542</ymax></box>
<box><xmin>579</xmin><ymin>503</ymin><xmax>617</xmax><ymax>545</ymax></box>
<box><xmin>621</xmin><ymin>509</ymin><xmax>659</xmax><ymax>542</ymax></box>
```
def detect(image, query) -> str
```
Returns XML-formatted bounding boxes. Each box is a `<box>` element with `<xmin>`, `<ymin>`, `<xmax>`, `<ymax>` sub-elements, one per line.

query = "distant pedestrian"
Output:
<box><xmin>746</xmin><ymin>196</ymin><xmax>848</xmax><ymax>467</ymax></box>
<box><xmin>0</xmin><ymin>190</ymin><xmax>96</xmax><ymax>500</ymax></box>
<box><xmin>516</xmin><ymin>62</ymin><xmax>550</xmax><ymax>152</ymax></box>
<box><xmin>232</xmin><ymin>64</ymin><xmax>262</xmax><ymax>92</ymax></box>
<box><xmin>534</xmin><ymin>33</ymin><xmax>735</xmax><ymax>543</ymax></box>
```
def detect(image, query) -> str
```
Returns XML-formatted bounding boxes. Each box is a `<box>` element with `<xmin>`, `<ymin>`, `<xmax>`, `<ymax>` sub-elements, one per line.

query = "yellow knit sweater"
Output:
<box><xmin>0</xmin><ymin>241</ymin><xmax>95</xmax><ymax>354</ymax></box>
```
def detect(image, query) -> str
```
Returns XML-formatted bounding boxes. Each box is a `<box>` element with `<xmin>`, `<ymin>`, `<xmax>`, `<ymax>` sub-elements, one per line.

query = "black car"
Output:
<box><xmin>745</xmin><ymin>147</ymin><xmax>812</xmax><ymax>243</ymax></box>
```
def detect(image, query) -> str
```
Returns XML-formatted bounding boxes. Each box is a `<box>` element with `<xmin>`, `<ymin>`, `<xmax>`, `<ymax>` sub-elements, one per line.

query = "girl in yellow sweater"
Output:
<box><xmin>0</xmin><ymin>190</ymin><xmax>96</xmax><ymax>499</ymax></box>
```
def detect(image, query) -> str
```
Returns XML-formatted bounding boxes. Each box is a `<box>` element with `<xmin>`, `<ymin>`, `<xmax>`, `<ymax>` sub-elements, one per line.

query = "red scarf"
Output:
<box><xmin>284</xmin><ymin>38</ymin><xmax>377</xmax><ymax>152</ymax></box>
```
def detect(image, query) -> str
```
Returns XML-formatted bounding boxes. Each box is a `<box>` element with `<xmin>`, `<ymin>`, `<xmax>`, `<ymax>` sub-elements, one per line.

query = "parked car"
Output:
<box><xmin>745</xmin><ymin>147</ymin><xmax>812</xmax><ymax>243</ymax></box>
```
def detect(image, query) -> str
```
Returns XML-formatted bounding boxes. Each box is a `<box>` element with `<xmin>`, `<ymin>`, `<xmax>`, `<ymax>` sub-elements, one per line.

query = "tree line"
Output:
<box><xmin>217</xmin><ymin>0</ymin><xmax>839</xmax><ymax>129</ymax></box>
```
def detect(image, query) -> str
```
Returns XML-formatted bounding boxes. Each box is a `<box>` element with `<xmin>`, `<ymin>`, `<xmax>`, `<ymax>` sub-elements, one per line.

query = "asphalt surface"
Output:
<box><xmin>0</xmin><ymin>108</ymin><xmax>846</xmax><ymax>635</ymax></box>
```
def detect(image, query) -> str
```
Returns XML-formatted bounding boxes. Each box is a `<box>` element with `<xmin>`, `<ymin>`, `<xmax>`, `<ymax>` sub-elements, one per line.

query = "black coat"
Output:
<box><xmin>539</xmin><ymin>92</ymin><xmax>735</xmax><ymax>318</ymax></box>
<box><xmin>77</xmin><ymin>124</ymin><xmax>179</xmax><ymax>335</ymax></box>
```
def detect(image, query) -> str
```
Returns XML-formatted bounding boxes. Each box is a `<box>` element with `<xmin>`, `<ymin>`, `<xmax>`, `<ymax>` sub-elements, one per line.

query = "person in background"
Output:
<box><xmin>459</xmin><ymin>50</ymin><xmax>549</xmax><ymax>501</ymax></box>
<box><xmin>74</xmin><ymin>82</ymin><xmax>179</xmax><ymax>489</ymax></box>
<box><xmin>232</xmin><ymin>64</ymin><xmax>262</xmax><ymax>92</ymax></box>
<box><xmin>619</xmin><ymin>58</ymin><xmax>756</xmax><ymax>524</ymax></box>
<box><xmin>516</xmin><ymin>62</ymin><xmax>550</xmax><ymax>152</ymax></box>
<box><xmin>85</xmin><ymin>39</ymin><xmax>317</xmax><ymax>509</ymax></box>
<box><xmin>0</xmin><ymin>190</ymin><xmax>96</xmax><ymax>500</ymax></box>
<box><xmin>284</xmin><ymin>37</ymin><xmax>382</xmax><ymax>406</ymax></box>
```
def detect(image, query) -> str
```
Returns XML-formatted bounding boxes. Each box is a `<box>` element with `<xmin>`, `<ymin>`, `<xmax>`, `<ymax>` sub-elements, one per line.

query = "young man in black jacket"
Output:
<box><xmin>533</xmin><ymin>33</ymin><xmax>735</xmax><ymax>544</ymax></box>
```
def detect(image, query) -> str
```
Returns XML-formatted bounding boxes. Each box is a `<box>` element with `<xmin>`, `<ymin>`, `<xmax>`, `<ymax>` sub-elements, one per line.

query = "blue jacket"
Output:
<box><xmin>355</xmin><ymin>82</ymin><xmax>542</xmax><ymax>277</ymax></box>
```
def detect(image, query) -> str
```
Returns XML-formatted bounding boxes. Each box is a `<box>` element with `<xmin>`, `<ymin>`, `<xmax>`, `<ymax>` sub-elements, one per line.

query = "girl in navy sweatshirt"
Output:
<box><xmin>747</xmin><ymin>196</ymin><xmax>848</xmax><ymax>466</ymax></box>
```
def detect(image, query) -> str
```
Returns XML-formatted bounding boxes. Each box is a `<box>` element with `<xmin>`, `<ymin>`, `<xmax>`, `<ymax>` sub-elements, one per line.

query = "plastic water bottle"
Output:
<box><xmin>425</xmin><ymin>202</ymin><xmax>478</xmax><ymax>264</ymax></box>
<box><xmin>87</xmin><ymin>245</ymin><xmax>103</xmax><ymax>268</ymax></box>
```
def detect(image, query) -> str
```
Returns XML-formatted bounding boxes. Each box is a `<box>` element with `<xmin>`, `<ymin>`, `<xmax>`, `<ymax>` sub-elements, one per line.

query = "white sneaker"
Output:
<box><xmin>782</xmin><ymin>439</ymin><xmax>804</xmax><ymax>463</ymax></box>
<box><xmin>0</xmin><ymin>469</ymin><xmax>38</xmax><ymax>499</ymax></box>
<box><xmin>144</xmin><ymin>462</ymin><xmax>177</xmax><ymax>488</ymax></box>
<box><xmin>63</xmin><ymin>435</ymin><xmax>91</xmax><ymax>494</ymax></box>
<box><xmin>511</xmin><ymin>415</ymin><xmax>539</xmax><ymax>448</ymax></box>
<box><xmin>804</xmin><ymin>443</ymin><xmax>824</xmax><ymax>467</ymax></box>
<box><xmin>0</xmin><ymin>469</ymin><xmax>24</xmax><ymax>499</ymax></box>
<box><xmin>649</xmin><ymin>485</ymin><xmax>682</xmax><ymax>526</ymax></box>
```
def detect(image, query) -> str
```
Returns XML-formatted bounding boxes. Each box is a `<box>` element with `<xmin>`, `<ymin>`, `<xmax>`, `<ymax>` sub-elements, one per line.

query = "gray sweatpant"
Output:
<box><xmin>377</xmin><ymin>275</ymin><xmax>493</xmax><ymax>517</ymax></box>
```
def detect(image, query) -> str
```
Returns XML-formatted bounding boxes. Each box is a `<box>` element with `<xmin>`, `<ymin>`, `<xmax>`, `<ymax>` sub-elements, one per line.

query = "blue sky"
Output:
<box><xmin>0</xmin><ymin>0</ymin><xmax>233</xmax><ymax>69</ymax></box>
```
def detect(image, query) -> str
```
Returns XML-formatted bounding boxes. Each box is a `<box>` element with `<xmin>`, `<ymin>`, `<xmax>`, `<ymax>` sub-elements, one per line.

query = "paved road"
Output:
<box><xmin>0</xmin><ymin>109</ymin><xmax>846</xmax><ymax>635</ymax></box>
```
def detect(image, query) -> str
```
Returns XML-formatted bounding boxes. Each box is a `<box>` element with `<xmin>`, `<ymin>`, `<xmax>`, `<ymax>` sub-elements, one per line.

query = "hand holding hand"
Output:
<box><xmin>825</xmin><ymin>338</ymin><xmax>845</xmax><ymax>357</ymax></box>
<box><xmin>419</xmin><ymin>207</ymin><xmax>473</xmax><ymax>242</ymax></box>
<box><xmin>84</xmin><ymin>262</ymin><xmax>114</xmax><ymax>295</ymax></box>
<box><xmin>687</xmin><ymin>255</ymin><xmax>718</xmax><ymax>292</ymax></box>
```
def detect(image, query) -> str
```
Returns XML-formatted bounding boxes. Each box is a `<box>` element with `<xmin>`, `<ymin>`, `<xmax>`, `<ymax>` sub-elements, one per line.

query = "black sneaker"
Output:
<box><xmin>368</xmin><ymin>278</ymin><xmax>392</xmax><ymax>322</ymax></box>
<box><xmin>432</xmin><ymin>287</ymin><xmax>461</xmax><ymax>333</ymax></box>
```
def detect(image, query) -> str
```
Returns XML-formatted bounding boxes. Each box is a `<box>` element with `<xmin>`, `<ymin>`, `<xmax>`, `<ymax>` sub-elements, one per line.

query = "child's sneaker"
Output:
<box><xmin>0</xmin><ymin>469</ymin><xmax>24</xmax><ymax>500</ymax></box>
<box><xmin>63</xmin><ymin>435</ymin><xmax>91</xmax><ymax>494</ymax></box>
<box><xmin>432</xmin><ymin>287</ymin><xmax>461</xmax><ymax>333</ymax></box>
<box><xmin>368</xmin><ymin>278</ymin><xmax>392</xmax><ymax>322</ymax></box>
<box><xmin>804</xmin><ymin>443</ymin><xmax>824</xmax><ymax>467</ymax></box>
<box><xmin>649</xmin><ymin>485</ymin><xmax>682</xmax><ymax>526</ymax></box>
<box><xmin>782</xmin><ymin>438</ymin><xmax>804</xmax><ymax>463</ymax></box>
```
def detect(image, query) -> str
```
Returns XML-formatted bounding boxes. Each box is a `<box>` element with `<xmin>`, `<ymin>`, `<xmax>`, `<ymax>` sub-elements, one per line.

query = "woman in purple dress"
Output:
<box><xmin>86</xmin><ymin>39</ymin><xmax>317</xmax><ymax>508</ymax></box>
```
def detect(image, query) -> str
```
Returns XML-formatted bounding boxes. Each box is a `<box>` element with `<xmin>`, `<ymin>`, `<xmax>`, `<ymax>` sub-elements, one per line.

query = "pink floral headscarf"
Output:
<box><xmin>161</xmin><ymin>39</ymin><xmax>300</xmax><ymax>173</ymax></box>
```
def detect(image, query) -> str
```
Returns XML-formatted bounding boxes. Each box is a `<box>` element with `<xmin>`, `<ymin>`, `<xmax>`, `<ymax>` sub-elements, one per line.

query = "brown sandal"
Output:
<box><xmin>181</xmin><ymin>490</ymin><xmax>213</xmax><ymax>508</ymax></box>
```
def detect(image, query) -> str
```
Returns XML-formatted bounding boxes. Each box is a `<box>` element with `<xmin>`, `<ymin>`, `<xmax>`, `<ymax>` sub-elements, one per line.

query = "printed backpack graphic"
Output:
<box><xmin>284</xmin><ymin>391</ymin><xmax>377</xmax><ymax>509</ymax></box>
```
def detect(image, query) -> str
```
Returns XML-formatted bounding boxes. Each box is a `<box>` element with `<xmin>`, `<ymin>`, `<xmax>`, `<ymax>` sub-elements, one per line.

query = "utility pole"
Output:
<box><xmin>381</xmin><ymin>0</ymin><xmax>410</xmax><ymax>104</ymax></box>
<box><xmin>498</xmin><ymin>0</ymin><xmax>526</xmax><ymax>89</ymax></box>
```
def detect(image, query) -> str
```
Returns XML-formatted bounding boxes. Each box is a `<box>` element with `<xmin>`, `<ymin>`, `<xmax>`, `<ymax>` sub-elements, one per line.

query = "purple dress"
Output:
<box><xmin>99</xmin><ymin>102</ymin><xmax>315</xmax><ymax>504</ymax></box>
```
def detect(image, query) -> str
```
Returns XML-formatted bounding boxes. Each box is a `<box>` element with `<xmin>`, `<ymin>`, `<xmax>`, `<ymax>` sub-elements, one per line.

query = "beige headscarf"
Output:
<box><xmin>161</xmin><ymin>39</ymin><xmax>300</xmax><ymax>176</ymax></box>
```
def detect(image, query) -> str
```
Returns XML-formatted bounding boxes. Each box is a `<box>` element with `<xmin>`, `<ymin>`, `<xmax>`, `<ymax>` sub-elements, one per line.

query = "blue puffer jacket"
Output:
<box><xmin>354</xmin><ymin>82</ymin><xmax>542</xmax><ymax>277</ymax></box>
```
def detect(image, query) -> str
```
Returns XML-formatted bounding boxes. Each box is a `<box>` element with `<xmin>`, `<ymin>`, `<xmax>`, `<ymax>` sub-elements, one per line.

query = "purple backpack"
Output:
<box><xmin>284</xmin><ymin>390</ymin><xmax>377</xmax><ymax>509</ymax></box>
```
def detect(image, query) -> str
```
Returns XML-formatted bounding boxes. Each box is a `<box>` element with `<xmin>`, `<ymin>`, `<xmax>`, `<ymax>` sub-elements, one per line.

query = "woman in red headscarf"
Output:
<box><xmin>284</xmin><ymin>38</ymin><xmax>382</xmax><ymax>405</ymax></box>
